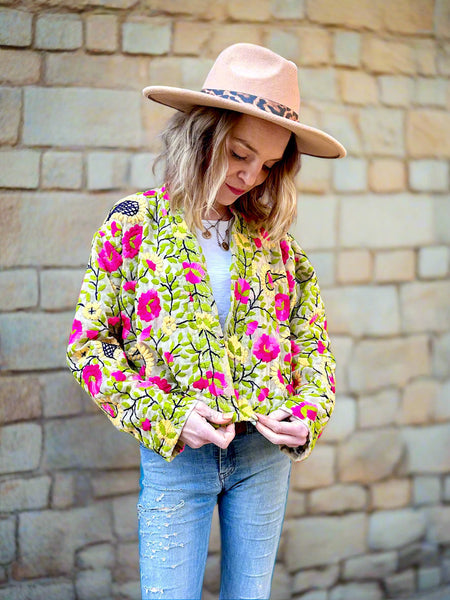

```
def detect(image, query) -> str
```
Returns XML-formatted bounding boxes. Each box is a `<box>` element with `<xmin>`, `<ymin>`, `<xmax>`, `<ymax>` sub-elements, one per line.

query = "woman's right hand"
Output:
<box><xmin>179</xmin><ymin>402</ymin><xmax>235</xmax><ymax>449</ymax></box>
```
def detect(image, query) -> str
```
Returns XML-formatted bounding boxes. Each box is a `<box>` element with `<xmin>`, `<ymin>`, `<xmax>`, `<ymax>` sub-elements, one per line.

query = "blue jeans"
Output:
<box><xmin>138</xmin><ymin>423</ymin><xmax>292</xmax><ymax>600</ymax></box>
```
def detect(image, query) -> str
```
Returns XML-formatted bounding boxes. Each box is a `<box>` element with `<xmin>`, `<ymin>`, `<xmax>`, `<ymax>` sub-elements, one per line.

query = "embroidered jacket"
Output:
<box><xmin>67</xmin><ymin>187</ymin><xmax>336</xmax><ymax>462</ymax></box>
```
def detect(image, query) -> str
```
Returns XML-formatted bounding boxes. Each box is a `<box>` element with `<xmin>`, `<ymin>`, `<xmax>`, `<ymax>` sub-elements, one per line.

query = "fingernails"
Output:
<box><xmin>222</xmin><ymin>412</ymin><xmax>234</xmax><ymax>418</ymax></box>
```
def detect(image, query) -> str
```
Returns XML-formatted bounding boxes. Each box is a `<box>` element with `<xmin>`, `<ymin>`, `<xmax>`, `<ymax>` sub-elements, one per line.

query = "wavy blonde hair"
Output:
<box><xmin>155</xmin><ymin>106</ymin><xmax>301</xmax><ymax>241</ymax></box>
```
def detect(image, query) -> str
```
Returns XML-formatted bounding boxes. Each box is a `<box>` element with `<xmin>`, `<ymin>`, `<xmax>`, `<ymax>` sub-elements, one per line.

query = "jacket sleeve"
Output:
<box><xmin>66</xmin><ymin>211</ymin><xmax>198</xmax><ymax>462</ymax></box>
<box><xmin>280</xmin><ymin>236</ymin><xmax>336</xmax><ymax>462</ymax></box>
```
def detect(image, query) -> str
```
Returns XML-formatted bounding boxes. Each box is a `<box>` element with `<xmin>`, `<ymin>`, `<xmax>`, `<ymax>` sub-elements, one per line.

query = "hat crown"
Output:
<box><xmin>202</xmin><ymin>43</ymin><xmax>300</xmax><ymax>113</ymax></box>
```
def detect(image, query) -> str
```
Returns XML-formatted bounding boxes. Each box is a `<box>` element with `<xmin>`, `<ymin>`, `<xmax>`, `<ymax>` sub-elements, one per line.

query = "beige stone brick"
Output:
<box><xmin>271</xmin><ymin>0</ymin><xmax>306</xmax><ymax>19</ymax></box>
<box><xmin>285</xmin><ymin>513</ymin><xmax>367</xmax><ymax>570</ymax></box>
<box><xmin>267</xmin><ymin>27</ymin><xmax>331</xmax><ymax>65</ymax></box>
<box><xmin>291</xmin><ymin>196</ymin><xmax>337</xmax><ymax>250</ymax></box>
<box><xmin>86</xmin><ymin>14</ymin><xmax>119</xmax><ymax>54</ymax></box>
<box><xmin>400</xmin><ymin>281</ymin><xmax>450</xmax><ymax>333</ymax></box>
<box><xmin>339</xmin><ymin>71</ymin><xmax>377</xmax><ymax>105</ymax></box>
<box><xmin>0</xmin><ymin>423</ymin><xmax>42</xmax><ymax>475</ymax></box>
<box><xmin>340</xmin><ymin>195</ymin><xmax>433</xmax><ymax>249</ymax></box>
<box><xmin>322</xmin><ymin>109</ymin><xmax>362</xmax><ymax>155</ymax></box>
<box><xmin>40</xmin><ymin>269</ymin><xmax>85</xmax><ymax>310</ymax></box>
<box><xmin>0</xmin><ymin>476</ymin><xmax>51</xmax><ymax>512</ymax></box>
<box><xmin>299</xmin><ymin>68</ymin><xmax>337</xmax><ymax>102</ymax></box>
<box><xmin>266</xmin><ymin>29</ymin><xmax>300</xmax><ymax>63</ymax></box>
<box><xmin>42</xmin><ymin>151</ymin><xmax>83</xmax><ymax>190</ymax></box>
<box><xmin>0</xmin><ymin>87</ymin><xmax>21</xmax><ymax>144</ymax></box>
<box><xmin>348</xmin><ymin>335</ymin><xmax>430</xmax><ymax>392</ymax></box>
<box><xmin>76</xmin><ymin>569</ymin><xmax>112</xmax><ymax>599</ymax></box>
<box><xmin>130</xmin><ymin>152</ymin><xmax>163</xmax><ymax>189</ymax></box>
<box><xmin>0</xmin><ymin>268</ymin><xmax>38</xmax><ymax>310</ymax></box>
<box><xmin>437</xmin><ymin>43</ymin><xmax>450</xmax><ymax>76</ymax></box>
<box><xmin>329</xmin><ymin>583</ymin><xmax>383</xmax><ymax>600</ymax></box>
<box><xmin>334</xmin><ymin>31</ymin><xmax>361</xmax><ymax>67</ymax></box>
<box><xmin>142</xmin><ymin>0</ymin><xmax>221</xmax><ymax>18</ymax></box>
<box><xmin>227</xmin><ymin>0</ymin><xmax>271</xmax><ymax>21</ymax></box>
<box><xmin>0</xmin><ymin>149</ymin><xmax>40</xmax><ymax>189</ymax></box>
<box><xmin>306</xmin><ymin>251</ymin><xmax>334</xmax><ymax>286</ymax></box>
<box><xmin>369</xmin><ymin>509</ymin><xmax>426</xmax><ymax>550</ymax></box>
<box><xmin>0</xmin><ymin>49</ymin><xmax>40</xmax><ymax>84</ymax></box>
<box><xmin>336</xmin><ymin>250</ymin><xmax>372</xmax><ymax>284</ymax></box>
<box><xmin>358</xmin><ymin>388</ymin><xmax>400</xmax><ymax>429</ymax></box>
<box><xmin>407</xmin><ymin>109</ymin><xmax>450</xmax><ymax>157</ymax></box>
<box><xmin>208</xmin><ymin>25</ymin><xmax>262</xmax><ymax>56</ymax></box>
<box><xmin>381</xmin><ymin>0</ymin><xmax>434</xmax><ymax>34</ymax></box>
<box><xmin>24</xmin><ymin>87</ymin><xmax>141</xmax><ymax>148</ymax></box>
<box><xmin>338</xmin><ymin>429</ymin><xmax>403</xmax><ymax>483</ymax></box>
<box><xmin>296</xmin><ymin>155</ymin><xmax>331</xmax><ymax>194</ymax></box>
<box><xmin>384</xmin><ymin>570</ymin><xmax>416</xmax><ymax>598</ymax></box>
<box><xmin>371</xmin><ymin>479</ymin><xmax>411</xmax><ymax>509</ymax></box>
<box><xmin>374</xmin><ymin>250</ymin><xmax>415</xmax><ymax>283</ymax></box>
<box><xmin>309</xmin><ymin>484</ymin><xmax>367</xmax><ymax>514</ymax></box>
<box><xmin>378</xmin><ymin>76</ymin><xmax>414</xmax><ymax>107</ymax></box>
<box><xmin>369</xmin><ymin>159</ymin><xmax>406</xmax><ymax>192</ymax></box>
<box><xmin>0</xmin><ymin>375</ymin><xmax>41</xmax><ymax>424</ymax></box>
<box><xmin>122</xmin><ymin>18</ymin><xmax>171</xmax><ymax>55</ymax></box>
<box><xmin>435</xmin><ymin>196</ymin><xmax>450</xmax><ymax>244</ymax></box>
<box><xmin>87</xmin><ymin>151</ymin><xmax>129</xmax><ymax>190</ymax></box>
<box><xmin>418</xmin><ymin>246</ymin><xmax>449</xmax><ymax>279</ymax></box>
<box><xmin>436</xmin><ymin>381</ymin><xmax>450</xmax><ymax>422</ymax></box>
<box><xmin>344</xmin><ymin>552</ymin><xmax>398</xmax><ymax>580</ymax></box>
<box><xmin>291</xmin><ymin>445</ymin><xmax>335</xmax><ymax>491</ymax></box>
<box><xmin>415</xmin><ymin>77</ymin><xmax>448</xmax><ymax>107</ymax></box>
<box><xmin>293</xmin><ymin>565</ymin><xmax>339</xmax><ymax>594</ymax></box>
<box><xmin>432</xmin><ymin>333</ymin><xmax>450</xmax><ymax>379</ymax></box>
<box><xmin>362</xmin><ymin>37</ymin><xmax>415</xmax><ymax>74</ymax></box>
<box><xmin>307</xmin><ymin>0</ymin><xmax>383</xmax><ymax>30</ymax></box>
<box><xmin>402</xmin><ymin>424</ymin><xmax>450</xmax><ymax>474</ymax></box>
<box><xmin>414</xmin><ymin>39</ymin><xmax>437</xmax><ymax>76</ymax></box>
<box><xmin>410</xmin><ymin>160</ymin><xmax>449</xmax><ymax>192</ymax></box>
<box><xmin>334</xmin><ymin>157</ymin><xmax>368</xmax><ymax>192</ymax></box>
<box><xmin>0</xmin><ymin>8</ymin><xmax>32</xmax><ymax>47</ymax></box>
<box><xmin>435</xmin><ymin>0</ymin><xmax>450</xmax><ymax>39</ymax></box>
<box><xmin>360</xmin><ymin>107</ymin><xmax>404</xmax><ymax>156</ymax></box>
<box><xmin>0</xmin><ymin>518</ymin><xmax>15</xmax><ymax>565</ymax></box>
<box><xmin>89</xmin><ymin>0</ymin><xmax>138</xmax><ymax>7</ymax></box>
<box><xmin>413</xmin><ymin>476</ymin><xmax>441</xmax><ymax>506</ymax></box>
<box><xmin>320</xmin><ymin>395</ymin><xmax>356</xmax><ymax>443</ymax></box>
<box><xmin>324</xmin><ymin>285</ymin><xmax>400</xmax><ymax>336</ymax></box>
<box><xmin>179</xmin><ymin>57</ymin><xmax>214</xmax><ymax>89</ymax></box>
<box><xmin>173</xmin><ymin>21</ymin><xmax>211</xmax><ymax>55</ymax></box>
<box><xmin>141</xmin><ymin>100</ymin><xmax>174</xmax><ymax>152</ymax></box>
<box><xmin>35</xmin><ymin>14</ymin><xmax>82</xmax><ymax>51</ymax></box>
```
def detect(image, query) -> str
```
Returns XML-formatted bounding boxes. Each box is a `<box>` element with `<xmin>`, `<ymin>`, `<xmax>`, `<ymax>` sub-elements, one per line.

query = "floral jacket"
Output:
<box><xmin>67</xmin><ymin>186</ymin><xmax>336</xmax><ymax>462</ymax></box>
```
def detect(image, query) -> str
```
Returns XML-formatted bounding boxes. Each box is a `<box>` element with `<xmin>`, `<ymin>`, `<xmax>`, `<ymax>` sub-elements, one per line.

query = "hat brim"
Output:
<box><xmin>143</xmin><ymin>86</ymin><xmax>346</xmax><ymax>159</ymax></box>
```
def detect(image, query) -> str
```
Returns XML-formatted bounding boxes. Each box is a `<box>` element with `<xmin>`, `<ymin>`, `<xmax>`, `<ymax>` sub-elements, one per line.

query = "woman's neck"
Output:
<box><xmin>202</xmin><ymin>204</ymin><xmax>232</xmax><ymax>221</ymax></box>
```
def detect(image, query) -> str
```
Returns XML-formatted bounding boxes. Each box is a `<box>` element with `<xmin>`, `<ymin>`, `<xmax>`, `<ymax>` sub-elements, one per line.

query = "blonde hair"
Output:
<box><xmin>155</xmin><ymin>106</ymin><xmax>301</xmax><ymax>241</ymax></box>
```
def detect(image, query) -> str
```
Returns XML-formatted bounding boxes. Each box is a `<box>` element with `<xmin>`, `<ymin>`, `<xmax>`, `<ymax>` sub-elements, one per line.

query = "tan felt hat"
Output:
<box><xmin>143</xmin><ymin>43</ymin><xmax>346</xmax><ymax>159</ymax></box>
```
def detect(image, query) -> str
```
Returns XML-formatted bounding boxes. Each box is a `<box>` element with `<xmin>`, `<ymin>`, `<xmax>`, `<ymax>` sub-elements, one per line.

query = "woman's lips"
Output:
<box><xmin>226</xmin><ymin>183</ymin><xmax>245</xmax><ymax>195</ymax></box>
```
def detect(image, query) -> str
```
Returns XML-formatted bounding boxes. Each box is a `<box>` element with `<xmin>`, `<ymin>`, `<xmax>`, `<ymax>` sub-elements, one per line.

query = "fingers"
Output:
<box><xmin>194</xmin><ymin>402</ymin><xmax>234</xmax><ymax>425</ymax></box>
<box><xmin>180</xmin><ymin>405</ymin><xmax>235</xmax><ymax>449</ymax></box>
<box><xmin>256</xmin><ymin>413</ymin><xmax>309</xmax><ymax>447</ymax></box>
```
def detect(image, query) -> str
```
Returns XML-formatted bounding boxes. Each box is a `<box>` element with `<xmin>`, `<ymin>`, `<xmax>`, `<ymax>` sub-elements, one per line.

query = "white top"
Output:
<box><xmin>197</xmin><ymin>220</ymin><xmax>232</xmax><ymax>330</ymax></box>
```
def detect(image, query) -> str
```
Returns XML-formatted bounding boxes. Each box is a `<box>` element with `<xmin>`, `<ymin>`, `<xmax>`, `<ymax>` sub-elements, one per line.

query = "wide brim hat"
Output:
<box><xmin>143</xmin><ymin>43</ymin><xmax>346</xmax><ymax>159</ymax></box>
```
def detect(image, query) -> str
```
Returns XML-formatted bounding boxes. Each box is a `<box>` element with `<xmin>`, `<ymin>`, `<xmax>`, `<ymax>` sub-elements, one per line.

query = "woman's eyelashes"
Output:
<box><xmin>231</xmin><ymin>149</ymin><xmax>273</xmax><ymax>171</ymax></box>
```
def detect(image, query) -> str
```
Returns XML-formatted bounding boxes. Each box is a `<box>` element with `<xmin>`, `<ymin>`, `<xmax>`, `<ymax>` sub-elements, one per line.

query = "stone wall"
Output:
<box><xmin>0</xmin><ymin>1</ymin><xmax>449</xmax><ymax>599</ymax></box>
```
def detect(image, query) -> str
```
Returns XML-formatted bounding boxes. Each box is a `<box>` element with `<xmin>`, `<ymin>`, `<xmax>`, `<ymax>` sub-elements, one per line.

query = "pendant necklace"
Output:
<box><xmin>202</xmin><ymin>215</ymin><xmax>233</xmax><ymax>251</ymax></box>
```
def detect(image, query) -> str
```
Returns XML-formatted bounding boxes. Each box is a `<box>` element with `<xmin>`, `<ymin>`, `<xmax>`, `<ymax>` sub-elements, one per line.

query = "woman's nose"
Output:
<box><xmin>239</xmin><ymin>165</ymin><xmax>260</xmax><ymax>187</ymax></box>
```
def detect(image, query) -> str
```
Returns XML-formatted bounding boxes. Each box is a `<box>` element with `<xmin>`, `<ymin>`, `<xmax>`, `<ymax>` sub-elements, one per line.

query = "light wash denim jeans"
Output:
<box><xmin>138</xmin><ymin>422</ymin><xmax>292</xmax><ymax>600</ymax></box>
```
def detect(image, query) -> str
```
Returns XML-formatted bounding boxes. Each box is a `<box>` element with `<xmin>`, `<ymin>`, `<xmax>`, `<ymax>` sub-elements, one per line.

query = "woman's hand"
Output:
<box><xmin>179</xmin><ymin>402</ymin><xmax>235</xmax><ymax>450</ymax></box>
<box><xmin>255</xmin><ymin>409</ymin><xmax>309</xmax><ymax>448</ymax></box>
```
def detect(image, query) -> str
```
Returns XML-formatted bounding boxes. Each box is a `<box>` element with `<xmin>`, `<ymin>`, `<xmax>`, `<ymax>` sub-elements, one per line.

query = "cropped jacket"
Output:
<box><xmin>66</xmin><ymin>187</ymin><xmax>336</xmax><ymax>462</ymax></box>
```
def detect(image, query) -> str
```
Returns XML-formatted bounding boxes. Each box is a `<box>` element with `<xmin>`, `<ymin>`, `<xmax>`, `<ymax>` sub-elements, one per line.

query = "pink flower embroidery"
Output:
<box><xmin>234</xmin><ymin>279</ymin><xmax>251</xmax><ymax>305</ymax></box>
<box><xmin>275</xmin><ymin>293</ymin><xmax>290</xmax><ymax>321</ymax></box>
<box><xmin>284</xmin><ymin>353</ymin><xmax>292</xmax><ymax>363</ymax></box>
<box><xmin>205</xmin><ymin>370</ymin><xmax>226</xmax><ymax>396</ymax></box>
<box><xmin>139</xmin><ymin>325</ymin><xmax>152</xmax><ymax>341</ymax></box>
<box><xmin>182</xmin><ymin>261</ymin><xmax>205</xmax><ymax>284</ymax></box>
<box><xmin>121</xmin><ymin>312</ymin><xmax>131</xmax><ymax>339</ymax></box>
<box><xmin>148</xmin><ymin>376</ymin><xmax>172</xmax><ymax>394</ymax></box>
<box><xmin>253</xmin><ymin>237</ymin><xmax>262</xmax><ymax>248</ymax></box>
<box><xmin>123</xmin><ymin>224</ymin><xmax>143</xmax><ymax>258</ymax></box>
<box><xmin>141</xmin><ymin>418</ymin><xmax>152</xmax><ymax>431</ymax></box>
<box><xmin>86</xmin><ymin>330</ymin><xmax>98</xmax><ymax>340</ymax></box>
<box><xmin>292</xmin><ymin>402</ymin><xmax>318</xmax><ymax>421</ymax></box>
<box><xmin>102</xmin><ymin>403</ymin><xmax>116</xmax><ymax>418</ymax></box>
<box><xmin>290</xmin><ymin>340</ymin><xmax>301</xmax><ymax>356</ymax></box>
<box><xmin>286</xmin><ymin>270</ymin><xmax>295</xmax><ymax>292</ymax></box>
<box><xmin>123</xmin><ymin>281</ymin><xmax>136</xmax><ymax>292</ymax></box>
<box><xmin>280</xmin><ymin>240</ymin><xmax>290</xmax><ymax>264</ymax></box>
<box><xmin>193</xmin><ymin>377</ymin><xmax>209</xmax><ymax>391</ymax></box>
<box><xmin>317</xmin><ymin>340</ymin><xmax>326</xmax><ymax>354</ymax></box>
<box><xmin>69</xmin><ymin>319</ymin><xmax>82</xmax><ymax>343</ymax></box>
<box><xmin>82</xmin><ymin>364</ymin><xmax>102</xmax><ymax>396</ymax></box>
<box><xmin>245</xmin><ymin>320</ymin><xmax>258</xmax><ymax>335</ymax></box>
<box><xmin>257</xmin><ymin>387</ymin><xmax>269</xmax><ymax>402</ymax></box>
<box><xmin>286</xmin><ymin>383</ymin><xmax>294</xmax><ymax>394</ymax></box>
<box><xmin>329</xmin><ymin>374</ymin><xmax>336</xmax><ymax>394</ymax></box>
<box><xmin>164</xmin><ymin>351</ymin><xmax>174</xmax><ymax>365</ymax></box>
<box><xmin>98</xmin><ymin>240</ymin><xmax>123</xmax><ymax>273</ymax></box>
<box><xmin>111</xmin><ymin>221</ymin><xmax>120</xmax><ymax>237</ymax></box>
<box><xmin>112</xmin><ymin>370</ymin><xmax>126</xmax><ymax>382</ymax></box>
<box><xmin>253</xmin><ymin>334</ymin><xmax>280</xmax><ymax>362</ymax></box>
<box><xmin>143</xmin><ymin>189</ymin><xmax>155</xmax><ymax>196</ymax></box>
<box><xmin>137</xmin><ymin>290</ymin><xmax>161</xmax><ymax>322</ymax></box>
<box><xmin>108</xmin><ymin>316</ymin><xmax>120</xmax><ymax>327</ymax></box>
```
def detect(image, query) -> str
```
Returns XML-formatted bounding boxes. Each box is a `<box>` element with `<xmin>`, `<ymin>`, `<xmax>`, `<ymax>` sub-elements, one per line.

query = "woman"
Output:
<box><xmin>67</xmin><ymin>43</ymin><xmax>345</xmax><ymax>600</ymax></box>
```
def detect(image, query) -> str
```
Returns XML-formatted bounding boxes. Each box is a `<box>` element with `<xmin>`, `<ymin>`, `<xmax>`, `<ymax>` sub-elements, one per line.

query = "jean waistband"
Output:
<box><xmin>235</xmin><ymin>421</ymin><xmax>255</xmax><ymax>435</ymax></box>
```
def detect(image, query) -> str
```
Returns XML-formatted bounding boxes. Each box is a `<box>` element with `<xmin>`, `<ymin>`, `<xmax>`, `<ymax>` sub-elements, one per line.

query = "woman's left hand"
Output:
<box><xmin>255</xmin><ymin>409</ymin><xmax>309</xmax><ymax>448</ymax></box>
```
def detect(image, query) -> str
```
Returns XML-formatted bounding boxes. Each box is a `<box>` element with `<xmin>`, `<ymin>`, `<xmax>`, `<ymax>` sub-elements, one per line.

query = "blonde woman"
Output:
<box><xmin>67</xmin><ymin>43</ymin><xmax>345</xmax><ymax>600</ymax></box>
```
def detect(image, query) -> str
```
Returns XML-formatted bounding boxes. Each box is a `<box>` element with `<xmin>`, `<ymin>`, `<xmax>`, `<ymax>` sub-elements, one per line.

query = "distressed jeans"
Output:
<box><xmin>138</xmin><ymin>422</ymin><xmax>292</xmax><ymax>600</ymax></box>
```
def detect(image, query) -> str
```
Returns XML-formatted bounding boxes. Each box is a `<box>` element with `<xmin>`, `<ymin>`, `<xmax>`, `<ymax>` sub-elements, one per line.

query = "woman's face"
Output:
<box><xmin>213</xmin><ymin>114</ymin><xmax>292</xmax><ymax>216</ymax></box>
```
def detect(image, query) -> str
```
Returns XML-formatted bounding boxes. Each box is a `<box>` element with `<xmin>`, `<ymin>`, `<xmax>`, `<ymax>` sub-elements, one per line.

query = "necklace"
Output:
<box><xmin>202</xmin><ymin>216</ymin><xmax>233</xmax><ymax>251</ymax></box>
